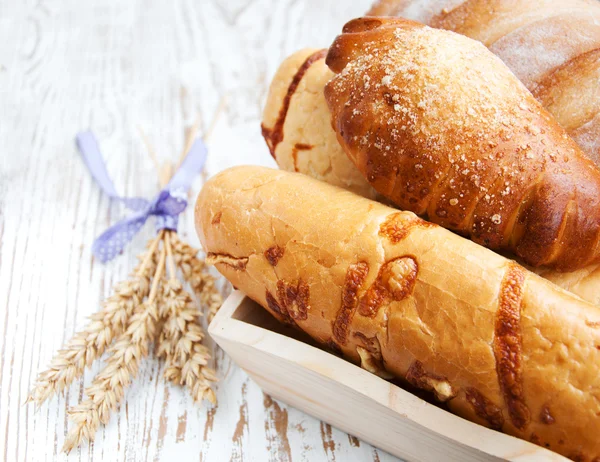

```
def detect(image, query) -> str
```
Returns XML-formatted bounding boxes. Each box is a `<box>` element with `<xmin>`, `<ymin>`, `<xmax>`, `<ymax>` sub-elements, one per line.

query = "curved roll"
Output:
<box><xmin>196</xmin><ymin>165</ymin><xmax>600</xmax><ymax>462</ymax></box>
<box><xmin>368</xmin><ymin>0</ymin><xmax>600</xmax><ymax>165</ymax></box>
<box><xmin>324</xmin><ymin>17</ymin><xmax>600</xmax><ymax>271</ymax></box>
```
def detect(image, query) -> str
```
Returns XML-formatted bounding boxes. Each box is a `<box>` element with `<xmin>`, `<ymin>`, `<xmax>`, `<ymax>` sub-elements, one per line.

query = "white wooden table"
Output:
<box><xmin>0</xmin><ymin>0</ymin><xmax>402</xmax><ymax>460</ymax></box>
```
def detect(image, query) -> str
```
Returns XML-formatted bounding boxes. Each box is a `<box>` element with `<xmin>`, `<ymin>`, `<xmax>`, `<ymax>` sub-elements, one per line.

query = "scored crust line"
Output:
<box><xmin>332</xmin><ymin>262</ymin><xmax>370</xmax><ymax>345</ymax></box>
<box><xmin>261</xmin><ymin>49</ymin><xmax>327</xmax><ymax>157</ymax></box>
<box><xmin>494</xmin><ymin>263</ymin><xmax>530</xmax><ymax>430</ymax></box>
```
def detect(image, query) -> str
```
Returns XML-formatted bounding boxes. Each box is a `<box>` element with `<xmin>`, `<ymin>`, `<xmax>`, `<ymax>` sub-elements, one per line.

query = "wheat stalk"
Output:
<box><xmin>31</xmin><ymin>104</ymin><xmax>229</xmax><ymax>451</ymax></box>
<box><xmin>26</xmin><ymin>234</ymin><xmax>162</xmax><ymax>406</ymax></box>
<box><xmin>156</xmin><ymin>232</ymin><xmax>217</xmax><ymax>404</ymax></box>
<box><xmin>62</xmin><ymin>240</ymin><xmax>167</xmax><ymax>453</ymax></box>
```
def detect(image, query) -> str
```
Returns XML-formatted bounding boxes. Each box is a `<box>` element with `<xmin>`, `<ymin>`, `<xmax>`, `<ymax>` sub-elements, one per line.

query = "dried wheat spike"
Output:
<box><xmin>157</xmin><ymin>278</ymin><xmax>217</xmax><ymax>404</ymax></box>
<box><xmin>199</xmin><ymin>276</ymin><xmax>223</xmax><ymax>323</ymax></box>
<box><xmin>63</xmin><ymin>298</ymin><xmax>160</xmax><ymax>453</ymax></box>
<box><xmin>27</xmin><ymin>245</ymin><xmax>158</xmax><ymax>406</ymax></box>
<box><xmin>62</xmin><ymin>237</ymin><xmax>167</xmax><ymax>452</ymax></box>
<box><xmin>170</xmin><ymin>234</ymin><xmax>223</xmax><ymax>322</ymax></box>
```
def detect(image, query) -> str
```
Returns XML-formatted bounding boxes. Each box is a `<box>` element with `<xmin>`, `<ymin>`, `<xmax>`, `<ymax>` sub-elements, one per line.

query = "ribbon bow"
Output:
<box><xmin>76</xmin><ymin>131</ymin><xmax>207</xmax><ymax>263</ymax></box>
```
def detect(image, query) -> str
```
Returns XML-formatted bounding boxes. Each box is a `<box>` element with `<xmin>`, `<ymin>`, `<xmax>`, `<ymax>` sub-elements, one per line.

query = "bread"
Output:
<box><xmin>196</xmin><ymin>165</ymin><xmax>600</xmax><ymax>462</ymax></box>
<box><xmin>261</xmin><ymin>48</ymin><xmax>375</xmax><ymax>199</ymax></box>
<box><xmin>261</xmin><ymin>44</ymin><xmax>600</xmax><ymax>306</ymax></box>
<box><xmin>367</xmin><ymin>0</ymin><xmax>600</xmax><ymax>166</ymax></box>
<box><xmin>324</xmin><ymin>17</ymin><xmax>600</xmax><ymax>271</ymax></box>
<box><xmin>534</xmin><ymin>264</ymin><xmax>600</xmax><ymax>306</ymax></box>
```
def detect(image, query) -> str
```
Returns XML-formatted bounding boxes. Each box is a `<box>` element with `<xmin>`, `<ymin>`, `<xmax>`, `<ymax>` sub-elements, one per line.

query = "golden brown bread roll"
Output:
<box><xmin>261</xmin><ymin>45</ymin><xmax>600</xmax><ymax>306</ymax></box>
<box><xmin>367</xmin><ymin>0</ymin><xmax>600</xmax><ymax>166</ymax></box>
<box><xmin>196</xmin><ymin>165</ymin><xmax>600</xmax><ymax>461</ymax></box>
<box><xmin>324</xmin><ymin>17</ymin><xmax>600</xmax><ymax>271</ymax></box>
<box><xmin>261</xmin><ymin>48</ymin><xmax>375</xmax><ymax>199</ymax></box>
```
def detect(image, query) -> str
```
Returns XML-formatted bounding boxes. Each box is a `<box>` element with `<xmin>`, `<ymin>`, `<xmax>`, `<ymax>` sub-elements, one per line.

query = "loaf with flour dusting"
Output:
<box><xmin>196</xmin><ymin>165</ymin><xmax>600</xmax><ymax>462</ymax></box>
<box><xmin>368</xmin><ymin>0</ymin><xmax>600</xmax><ymax>166</ymax></box>
<box><xmin>324</xmin><ymin>17</ymin><xmax>600</xmax><ymax>272</ymax></box>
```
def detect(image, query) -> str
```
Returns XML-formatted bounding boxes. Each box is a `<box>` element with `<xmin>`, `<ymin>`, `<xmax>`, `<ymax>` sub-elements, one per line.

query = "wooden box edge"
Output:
<box><xmin>208</xmin><ymin>291</ymin><xmax>568</xmax><ymax>462</ymax></box>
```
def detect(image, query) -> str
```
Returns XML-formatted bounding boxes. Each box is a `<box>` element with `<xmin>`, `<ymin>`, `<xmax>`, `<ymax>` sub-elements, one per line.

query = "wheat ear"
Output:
<box><xmin>62</xmin><ymin>239</ymin><xmax>167</xmax><ymax>453</ymax></box>
<box><xmin>156</xmin><ymin>232</ymin><xmax>217</xmax><ymax>404</ymax></box>
<box><xmin>26</xmin><ymin>234</ymin><xmax>162</xmax><ymax>406</ymax></box>
<box><xmin>170</xmin><ymin>233</ymin><xmax>223</xmax><ymax>322</ymax></box>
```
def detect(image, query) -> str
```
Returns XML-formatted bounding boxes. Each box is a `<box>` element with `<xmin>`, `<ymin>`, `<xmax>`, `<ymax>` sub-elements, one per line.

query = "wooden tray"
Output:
<box><xmin>208</xmin><ymin>291</ymin><xmax>568</xmax><ymax>462</ymax></box>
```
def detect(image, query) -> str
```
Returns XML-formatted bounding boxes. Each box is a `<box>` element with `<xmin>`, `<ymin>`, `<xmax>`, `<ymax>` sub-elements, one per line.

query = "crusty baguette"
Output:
<box><xmin>261</xmin><ymin>45</ymin><xmax>600</xmax><ymax>306</ymax></box>
<box><xmin>367</xmin><ymin>0</ymin><xmax>600</xmax><ymax>166</ymax></box>
<box><xmin>261</xmin><ymin>48</ymin><xmax>375</xmax><ymax>199</ymax></box>
<box><xmin>324</xmin><ymin>17</ymin><xmax>600</xmax><ymax>271</ymax></box>
<box><xmin>196</xmin><ymin>165</ymin><xmax>600</xmax><ymax>461</ymax></box>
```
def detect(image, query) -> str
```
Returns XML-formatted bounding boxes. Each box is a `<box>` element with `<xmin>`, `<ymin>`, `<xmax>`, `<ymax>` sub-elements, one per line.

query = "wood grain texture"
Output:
<box><xmin>0</xmin><ymin>0</ymin><xmax>397</xmax><ymax>460</ymax></box>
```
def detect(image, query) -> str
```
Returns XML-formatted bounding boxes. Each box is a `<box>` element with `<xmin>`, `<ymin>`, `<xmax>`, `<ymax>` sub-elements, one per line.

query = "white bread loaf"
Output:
<box><xmin>196</xmin><ymin>165</ymin><xmax>600</xmax><ymax>462</ymax></box>
<box><xmin>261</xmin><ymin>48</ymin><xmax>375</xmax><ymax>199</ymax></box>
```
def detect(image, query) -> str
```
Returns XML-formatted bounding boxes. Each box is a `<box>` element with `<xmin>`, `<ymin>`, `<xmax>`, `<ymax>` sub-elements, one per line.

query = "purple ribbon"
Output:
<box><xmin>76</xmin><ymin>131</ymin><xmax>207</xmax><ymax>263</ymax></box>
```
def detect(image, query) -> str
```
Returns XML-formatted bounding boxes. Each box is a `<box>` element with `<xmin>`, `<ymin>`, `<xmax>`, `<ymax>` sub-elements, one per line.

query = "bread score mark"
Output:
<box><xmin>265</xmin><ymin>279</ymin><xmax>311</xmax><ymax>324</ymax></box>
<box><xmin>291</xmin><ymin>143</ymin><xmax>313</xmax><ymax>172</ymax></box>
<box><xmin>266</xmin><ymin>290</ymin><xmax>296</xmax><ymax>326</ymax></box>
<box><xmin>264</xmin><ymin>245</ymin><xmax>285</xmax><ymax>266</ymax></box>
<box><xmin>276</xmin><ymin>279</ymin><xmax>310</xmax><ymax>321</ymax></box>
<box><xmin>261</xmin><ymin>49</ymin><xmax>327</xmax><ymax>158</ymax></box>
<box><xmin>352</xmin><ymin>332</ymin><xmax>392</xmax><ymax>377</ymax></box>
<box><xmin>533</xmin><ymin>48</ymin><xmax>600</xmax><ymax>112</ymax></box>
<box><xmin>356</xmin><ymin>346</ymin><xmax>393</xmax><ymax>379</ymax></box>
<box><xmin>206</xmin><ymin>252</ymin><xmax>249</xmax><ymax>271</ymax></box>
<box><xmin>379</xmin><ymin>212</ymin><xmax>433</xmax><ymax>244</ymax></box>
<box><xmin>465</xmin><ymin>387</ymin><xmax>505</xmax><ymax>430</ymax></box>
<box><xmin>332</xmin><ymin>262</ymin><xmax>370</xmax><ymax>345</ymax></box>
<box><xmin>495</xmin><ymin>263</ymin><xmax>530</xmax><ymax>430</ymax></box>
<box><xmin>405</xmin><ymin>360</ymin><xmax>456</xmax><ymax>402</ymax></box>
<box><xmin>358</xmin><ymin>256</ymin><xmax>418</xmax><ymax>317</ymax></box>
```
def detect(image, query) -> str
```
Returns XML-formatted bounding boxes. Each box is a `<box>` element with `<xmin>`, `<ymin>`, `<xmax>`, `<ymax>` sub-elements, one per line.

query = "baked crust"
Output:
<box><xmin>367</xmin><ymin>0</ymin><xmax>600</xmax><ymax>168</ymax></box>
<box><xmin>262</xmin><ymin>44</ymin><xmax>600</xmax><ymax>305</ymax></box>
<box><xmin>261</xmin><ymin>48</ymin><xmax>376</xmax><ymax>198</ymax></box>
<box><xmin>262</xmin><ymin>43</ymin><xmax>600</xmax><ymax>305</ymax></box>
<box><xmin>324</xmin><ymin>17</ymin><xmax>600</xmax><ymax>271</ymax></box>
<box><xmin>196</xmin><ymin>165</ymin><xmax>600</xmax><ymax>461</ymax></box>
